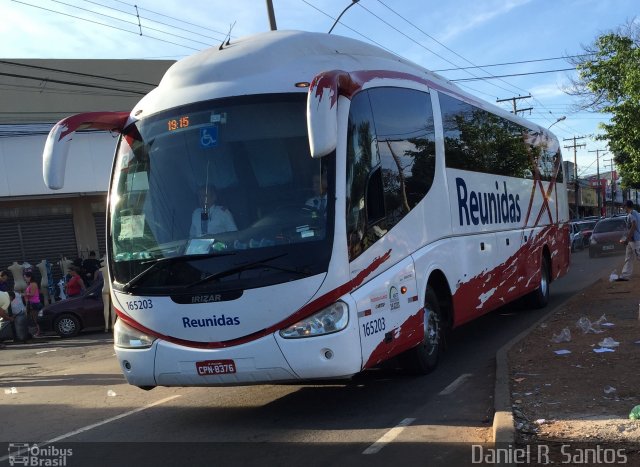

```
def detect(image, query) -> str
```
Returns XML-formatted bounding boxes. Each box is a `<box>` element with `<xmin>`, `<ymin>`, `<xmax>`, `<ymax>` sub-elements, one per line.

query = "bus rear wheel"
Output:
<box><xmin>403</xmin><ymin>287</ymin><xmax>442</xmax><ymax>374</ymax></box>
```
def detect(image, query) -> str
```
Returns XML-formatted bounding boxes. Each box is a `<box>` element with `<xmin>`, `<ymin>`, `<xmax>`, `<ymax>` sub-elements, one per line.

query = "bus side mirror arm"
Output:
<box><xmin>42</xmin><ymin>111</ymin><xmax>130</xmax><ymax>189</ymax></box>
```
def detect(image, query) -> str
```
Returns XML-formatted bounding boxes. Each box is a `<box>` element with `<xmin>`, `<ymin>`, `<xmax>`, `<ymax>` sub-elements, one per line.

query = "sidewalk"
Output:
<box><xmin>493</xmin><ymin>268</ymin><xmax>640</xmax><ymax>464</ymax></box>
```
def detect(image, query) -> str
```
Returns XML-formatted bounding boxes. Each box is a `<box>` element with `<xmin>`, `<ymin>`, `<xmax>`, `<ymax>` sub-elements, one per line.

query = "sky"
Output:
<box><xmin>2</xmin><ymin>0</ymin><xmax>638</xmax><ymax>177</ymax></box>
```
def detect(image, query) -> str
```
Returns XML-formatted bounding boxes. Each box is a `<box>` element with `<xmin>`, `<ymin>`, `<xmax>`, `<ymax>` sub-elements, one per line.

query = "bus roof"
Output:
<box><xmin>133</xmin><ymin>30</ymin><xmax>452</xmax><ymax>116</ymax></box>
<box><xmin>131</xmin><ymin>30</ymin><xmax>549</xmax><ymax>138</ymax></box>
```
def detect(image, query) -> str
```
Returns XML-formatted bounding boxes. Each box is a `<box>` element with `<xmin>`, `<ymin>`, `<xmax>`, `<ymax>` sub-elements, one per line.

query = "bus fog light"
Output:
<box><xmin>123</xmin><ymin>360</ymin><xmax>131</xmax><ymax>370</ymax></box>
<box><xmin>115</xmin><ymin>320</ymin><xmax>156</xmax><ymax>349</ymax></box>
<box><xmin>279</xmin><ymin>301</ymin><xmax>349</xmax><ymax>339</ymax></box>
<box><xmin>323</xmin><ymin>349</ymin><xmax>334</xmax><ymax>359</ymax></box>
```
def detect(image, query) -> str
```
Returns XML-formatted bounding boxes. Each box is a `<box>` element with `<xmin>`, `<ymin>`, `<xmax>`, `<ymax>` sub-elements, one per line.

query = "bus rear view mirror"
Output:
<box><xmin>307</xmin><ymin>70</ymin><xmax>354</xmax><ymax>158</ymax></box>
<box><xmin>43</xmin><ymin>112</ymin><xmax>130</xmax><ymax>189</ymax></box>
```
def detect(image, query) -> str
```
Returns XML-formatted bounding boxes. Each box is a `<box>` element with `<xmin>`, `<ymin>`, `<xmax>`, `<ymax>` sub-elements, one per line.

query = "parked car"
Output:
<box><xmin>576</xmin><ymin>220</ymin><xmax>597</xmax><ymax>249</ymax></box>
<box><xmin>37</xmin><ymin>278</ymin><xmax>104</xmax><ymax>337</ymax></box>
<box><xmin>569</xmin><ymin>220</ymin><xmax>597</xmax><ymax>252</ymax></box>
<box><xmin>589</xmin><ymin>217</ymin><xmax>628</xmax><ymax>258</ymax></box>
<box><xmin>569</xmin><ymin>222</ymin><xmax>585</xmax><ymax>252</ymax></box>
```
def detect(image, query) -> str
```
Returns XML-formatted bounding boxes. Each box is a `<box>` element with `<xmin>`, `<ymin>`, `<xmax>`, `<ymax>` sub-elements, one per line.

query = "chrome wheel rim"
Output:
<box><xmin>540</xmin><ymin>265</ymin><xmax>549</xmax><ymax>298</ymax></box>
<box><xmin>58</xmin><ymin>318</ymin><xmax>77</xmax><ymax>335</ymax></box>
<box><xmin>423</xmin><ymin>305</ymin><xmax>440</xmax><ymax>356</ymax></box>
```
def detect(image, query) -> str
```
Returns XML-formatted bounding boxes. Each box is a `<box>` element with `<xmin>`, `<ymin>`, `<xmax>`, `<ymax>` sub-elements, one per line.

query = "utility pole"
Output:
<box><xmin>496</xmin><ymin>95</ymin><xmax>532</xmax><ymax>115</ymax></box>
<box><xmin>588</xmin><ymin>149</ymin><xmax>607</xmax><ymax>216</ymax></box>
<box><xmin>265</xmin><ymin>0</ymin><xmax>277</xmax><ymax>30</ymax></box>
<box><xmin>604</xmin><ymin>158</ymin><xmax>616</xmax><ymax>215</ymax></box>
<box><xmin>564</xmin><ymin>136</ymin><xmax>586</xmax><ymax>218</ymax></box>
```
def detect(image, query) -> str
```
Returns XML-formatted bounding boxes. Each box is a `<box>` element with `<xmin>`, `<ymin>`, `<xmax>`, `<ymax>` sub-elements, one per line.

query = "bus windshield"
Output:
<box><xmin>108</xmin><ymin>93</ymin><xmax>334</xmax><ymax>294</ymax></box>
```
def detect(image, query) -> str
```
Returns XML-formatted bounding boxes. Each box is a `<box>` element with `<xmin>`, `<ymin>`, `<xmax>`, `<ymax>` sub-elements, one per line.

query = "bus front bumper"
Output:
<box><xmin>115</xmin><ymin>326</ymin><xmax>363</xmax><ymax>388</ymax></box>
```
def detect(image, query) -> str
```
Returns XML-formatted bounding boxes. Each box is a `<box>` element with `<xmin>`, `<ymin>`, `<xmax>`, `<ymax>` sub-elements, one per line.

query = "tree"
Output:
<box><xmin>567</xmin><ymin>21</ymin><xmax>640</xmax><ymax>187</ymax></box>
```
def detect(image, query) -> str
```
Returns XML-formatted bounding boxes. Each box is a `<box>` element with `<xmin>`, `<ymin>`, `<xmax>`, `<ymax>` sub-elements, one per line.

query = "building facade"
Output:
<box><xmin>0</xmin><ymin>59</ymin><xmax>173</xmax><ymax>285</ymax></box>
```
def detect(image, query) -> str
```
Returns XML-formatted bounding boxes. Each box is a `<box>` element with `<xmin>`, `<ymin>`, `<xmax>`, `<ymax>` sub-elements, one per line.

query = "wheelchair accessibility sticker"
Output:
<box><xmin>200</xmin><ymin>126</ymin><xmax>218</xmax><ymax>148</ymax></box>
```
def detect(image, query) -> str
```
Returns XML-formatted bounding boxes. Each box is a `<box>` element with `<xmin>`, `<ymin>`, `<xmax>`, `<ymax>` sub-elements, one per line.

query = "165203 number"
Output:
<box><xmin>362</xmin><ymin>317</ymin><xmax>385</xmax><ymax>337</ymax></box>
<box><xmin>125</xmin><ymin>299</ymin><xmax>153</xmax><ymax>311</ymax></box>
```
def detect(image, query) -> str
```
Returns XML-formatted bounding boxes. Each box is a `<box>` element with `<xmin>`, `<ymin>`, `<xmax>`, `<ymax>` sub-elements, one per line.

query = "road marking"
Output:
<box><xmin>438</xmin><ymin>373</ymin><xmax>472</xmax><ymax>395</ymax></box>
<box><xmin>362</xmin><ymin>417</ymin><xmax>415</xmax><ymax>455</ymax></box>
<box><xmin>36</xmin><ymin>349</ymin><xmax>59</xmax><ymax>354</ymax></box>
<box><xmin>0</xmin><ymin>395</ymin><xmax>181</xmax><ymax>462</ymax></box>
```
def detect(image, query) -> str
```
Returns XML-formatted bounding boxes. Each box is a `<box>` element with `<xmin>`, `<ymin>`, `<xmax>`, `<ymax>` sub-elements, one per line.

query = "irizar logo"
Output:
<box><xmin>456</xmin><ymin>177</ymin><xmax>521</xmax><ymax>226</ymax></box>
<box><xmin>191</xmin><ymin>294</ymin><xmax>223</xmax><ymax>303</ymax></box>
<box><xmin>182</xmin><ymin>315</ymin><xmax>240</xmax><ymax>328</ymax></box>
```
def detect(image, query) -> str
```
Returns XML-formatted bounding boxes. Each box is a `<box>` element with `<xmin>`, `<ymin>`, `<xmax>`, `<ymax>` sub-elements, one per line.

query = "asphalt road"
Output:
<box><xmin>0</xmin><ymin>248</ymin><xmax>623</xmax><ymax>467</ymax></box>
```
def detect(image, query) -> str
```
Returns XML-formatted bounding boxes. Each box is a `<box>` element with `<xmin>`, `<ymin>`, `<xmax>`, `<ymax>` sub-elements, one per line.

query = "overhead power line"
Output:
<box><xmin>372</xmin><ymin>0</ymin><xmax>536</xmax><ymax>98</ymax></box>
<box><xmin>357</xmin><ymin>1</ymin><xmax>518</xmax><ymax>96</ymax></box>
<box><xmin>48</xmin><ymin>0</ymin><xmax>214</xmax><ymax>47</ymax></box>
<box><xmin>433</xmin><ymin>54</ymin><xmax>590</xmax><ymax>72</ymax></box>
<box><xmin>452</xmin><ymin>68</ymin><xmax>576</xmax><ymax>82</ymax></box>
<box><xmin>110</xmin><ymin>0</ymin><xmax>227</xmax><ymax>35</ymax></box>
<box><xmin>0</xmin><ymin>60</ymin><xmax>159</xmax><ymax>87</ymax></box>
<box><xmin>84</xmin><ymin>0</ymin><xmax>229</xmax><ymax>40</ymax></box>
<box><xmin>368</xmin><ymin>0</ymin><xmax>573</xmax><ymax>125</ymax></box>
<box><xmin>0</xmin><ymin>72</ymin><xmax>147</xmax><ymax>95</ymax></box>
<box><xmin>12</xmin><ymin>0</ymin><xmax>202</xmax><ymax>51</ymax></box>
<box><xmin>300</xmin><ymin>0</ymin><xmax>397</xmax><ymax>55</ymax></box>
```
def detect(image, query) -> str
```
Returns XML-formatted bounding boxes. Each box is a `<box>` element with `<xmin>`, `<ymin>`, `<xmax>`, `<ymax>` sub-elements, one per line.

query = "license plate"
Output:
<box><xmin>196</xmin><ymin>359</ymin><xmax>236</xmax><ymax>375</ymax></box>
<box><xmin>603</xmin><ymin>245</ymin><xmax>614</xmax><ymax>251</ymax></box>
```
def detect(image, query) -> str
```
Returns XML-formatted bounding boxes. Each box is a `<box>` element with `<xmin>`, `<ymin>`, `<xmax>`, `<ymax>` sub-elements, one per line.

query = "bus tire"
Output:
<box><xmin>528</xmin><ymin>255</ymin><xmax>550</xmax><ymax>309</ymax></box>
<box><xmin>403</xmin><ymin>287</ymin><xmax>442</xmax><ymax>374</ymax></box>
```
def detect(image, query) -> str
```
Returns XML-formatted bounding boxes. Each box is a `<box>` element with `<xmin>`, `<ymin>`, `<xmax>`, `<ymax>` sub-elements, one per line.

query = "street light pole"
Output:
<box><xmin>547</xmin><ymin>116</ymin><xmax>566</xmax><ymax>129</ymax></box>
<box><xmin>265</xmin><ymin>0</ymin><xmax>277</xmax><ymax>31</ymax></box>
<box><xmin>328</xmin><ymin>0</ymin><xmax>360</xmax><ymax>34</ymax></box>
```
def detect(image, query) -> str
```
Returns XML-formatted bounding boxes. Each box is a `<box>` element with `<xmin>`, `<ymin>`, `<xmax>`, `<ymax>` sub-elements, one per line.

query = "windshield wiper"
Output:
<box><xmin>184</xmin><ymin>253</ymin><xmax>312</xmax><ymax>289</ymax></box>
<box><xmin>121</xmin><ymin>252</ymin><xmax>235</xmax><ymax>293</ymax></box>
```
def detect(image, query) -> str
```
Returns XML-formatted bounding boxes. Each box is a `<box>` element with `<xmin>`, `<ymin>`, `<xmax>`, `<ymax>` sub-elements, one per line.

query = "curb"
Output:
<box><xmin>491</xmin><ymin>275</ymin><xmax>608</xmax><ymax>466</ymax></box>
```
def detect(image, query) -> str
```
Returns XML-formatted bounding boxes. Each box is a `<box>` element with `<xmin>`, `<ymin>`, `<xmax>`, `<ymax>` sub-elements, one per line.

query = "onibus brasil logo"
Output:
<box><xmin>8</xmin><ymin>443</ymin><xmax>73</xmax><ymax>466</ymax></box>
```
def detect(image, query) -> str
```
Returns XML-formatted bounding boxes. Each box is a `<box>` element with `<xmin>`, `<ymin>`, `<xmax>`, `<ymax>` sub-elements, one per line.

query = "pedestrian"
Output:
<box><xmin>82</xmin><ymin>251</ymin><xmax>100</xmax><ymax>287</ymax></box>
<box><xmin>617</xmin><ymin>200</ymin><xmax>640</xmax><ymax>281</ymax></box>
<box><xmin>0</xmin><ymin>270</ymin><xmax>9</xmax><ymax>292</ymax></box>
<box><xmin>23</xmin><ymin>272</ymin><xmax>43</xmax><ymax>337</ymax></box>
<box><xmin>10</xmin><ymin>291</ymin><xmax>29</xmax><ymax>343</ymax></box>
<box><xmin>64</xmin><ymin>266</ymin><xmax>86</xmax><ymax>298</ymax></box>
<box><xmin>0</xmin><ymin>290</ymin><xmax>15</xmax><ymax>349</ymax></box>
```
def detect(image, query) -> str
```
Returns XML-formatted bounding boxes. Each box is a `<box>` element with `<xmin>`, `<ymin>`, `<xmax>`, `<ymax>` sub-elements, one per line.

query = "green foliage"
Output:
<box><xmin>573</xmin><ymin>26</ymin><xmax>640</xmax><ymax>187</ymax></box>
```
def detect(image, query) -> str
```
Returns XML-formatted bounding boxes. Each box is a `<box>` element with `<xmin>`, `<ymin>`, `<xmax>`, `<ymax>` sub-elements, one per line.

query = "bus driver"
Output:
<box><xmin>190</xmin><ymin>185</ymin><xmax>237</xmax><ymax>237</ymax></box>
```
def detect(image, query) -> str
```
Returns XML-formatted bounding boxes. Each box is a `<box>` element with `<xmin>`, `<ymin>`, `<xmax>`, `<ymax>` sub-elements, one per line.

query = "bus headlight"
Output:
<box><xmin>114</xmin><ymin>319</ymin><xmax>156</xmax><ymax>348</ymax></box>
<box><xmin>279</xmin><ymin>301</ymin><xmax>349</xmax><ymax>338</ymax></box>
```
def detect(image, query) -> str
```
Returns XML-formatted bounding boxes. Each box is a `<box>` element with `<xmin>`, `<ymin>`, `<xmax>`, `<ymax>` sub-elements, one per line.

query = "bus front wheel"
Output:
<box><xmin>403</xmin><ymin>287</ymin><xmax>442</xmax><ymax>374</ymax></box>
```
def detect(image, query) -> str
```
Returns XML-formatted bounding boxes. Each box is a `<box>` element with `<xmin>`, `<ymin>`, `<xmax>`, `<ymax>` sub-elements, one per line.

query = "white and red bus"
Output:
<box><xmin>43</xmin><ymin>30</ymin><xmax>569</xmax><ymax>389</ymax></box>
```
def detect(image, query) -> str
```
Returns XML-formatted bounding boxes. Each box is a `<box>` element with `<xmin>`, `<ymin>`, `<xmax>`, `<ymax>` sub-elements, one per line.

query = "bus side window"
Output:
<box><xmin>367</xmin><ymin>87</ymin><xmax>436</xmax><ymax>216</ymax></box>
<box><xmin>346</xmin><ymin>91</ymin><xmax>378</xmax><ymax>260</ymax></box>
